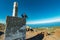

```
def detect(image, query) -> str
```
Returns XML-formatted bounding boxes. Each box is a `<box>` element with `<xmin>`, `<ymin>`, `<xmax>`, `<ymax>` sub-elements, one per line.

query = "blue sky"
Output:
<box><xmin>0</xmin><ymin>0</ymin><xmax>60</xmax><ymax>24</ymax></box>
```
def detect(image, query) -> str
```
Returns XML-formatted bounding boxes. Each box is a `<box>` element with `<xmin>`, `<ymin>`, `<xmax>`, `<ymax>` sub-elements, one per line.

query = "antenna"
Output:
<box><xmin>12</xmin><ymin>2</ymin><xmax>18</xmax><ymax>17</ymax></box>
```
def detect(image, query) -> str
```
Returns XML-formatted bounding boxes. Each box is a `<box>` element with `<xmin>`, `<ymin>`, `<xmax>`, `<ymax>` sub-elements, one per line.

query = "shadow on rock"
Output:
<box><xmin>26</xmin><ymin>32</ymin><xmax>44</xmax><ymax>40</ymax></box>
<box><xmin>0</xmin><ymin>31</ymin><xmax>4</xmax><ymax>36</ymax></box>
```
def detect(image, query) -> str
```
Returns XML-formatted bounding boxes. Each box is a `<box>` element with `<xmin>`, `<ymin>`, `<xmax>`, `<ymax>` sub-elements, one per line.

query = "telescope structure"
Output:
<box><xmin>5</xmin><ymin>2</ymin><xmax>26</xmax><ymax>40</ymax></box>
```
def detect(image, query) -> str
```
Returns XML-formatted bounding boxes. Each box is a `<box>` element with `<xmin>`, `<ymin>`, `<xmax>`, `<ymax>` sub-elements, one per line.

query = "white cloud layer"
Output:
<box><xmin>26</xmin><ymin>17</ymin><xmax>60</xmax><ymax>24</ymax></box>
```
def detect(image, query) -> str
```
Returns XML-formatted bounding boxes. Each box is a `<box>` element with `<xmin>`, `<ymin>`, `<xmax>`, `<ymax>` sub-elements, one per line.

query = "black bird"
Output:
<box><xmin>21</xmin><ymin>13</ymin><xmax>28</xmax><ymax>18</ymax></box>
<box><xmin>0</xmin><ymin>31</ymin><xmax>4</xmax><ymax>36</ymax></box>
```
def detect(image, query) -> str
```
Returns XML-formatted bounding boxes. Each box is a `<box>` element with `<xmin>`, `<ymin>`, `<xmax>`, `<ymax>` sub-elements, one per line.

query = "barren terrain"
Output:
<box><xmin>26</xmin><ymin>27</ymin><xmax>60</xmax><ymax>40</ymax></box>
<box><xmin>0</xmin><ymin>24</ymin><xmax>60</xmax><ymax>40</ymax></box>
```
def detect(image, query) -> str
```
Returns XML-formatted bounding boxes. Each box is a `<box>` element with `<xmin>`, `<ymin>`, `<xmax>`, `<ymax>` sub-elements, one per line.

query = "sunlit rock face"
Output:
<box><xmin>5</xmin><ymin>16</ymin><xmax>26</xmax><ymax>40</ymax></box>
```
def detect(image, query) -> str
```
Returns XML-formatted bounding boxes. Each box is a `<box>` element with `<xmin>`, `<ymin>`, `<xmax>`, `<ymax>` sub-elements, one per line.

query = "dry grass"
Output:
<box><xmin>0</xmin><ymin>23</ymin><xmax>5</xmax><ymax>40</ymax></box>
<box><xmin>0</xmin><ymin>34</ymin><xmax>5</xmax><ymax>40</ymax></box>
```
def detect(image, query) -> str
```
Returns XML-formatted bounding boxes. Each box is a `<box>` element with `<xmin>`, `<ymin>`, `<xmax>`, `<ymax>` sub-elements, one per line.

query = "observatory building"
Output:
<box><xmin>5</xmin><ymin>2</ymin><xmax>27</xmax><ymax>40</ymax></box>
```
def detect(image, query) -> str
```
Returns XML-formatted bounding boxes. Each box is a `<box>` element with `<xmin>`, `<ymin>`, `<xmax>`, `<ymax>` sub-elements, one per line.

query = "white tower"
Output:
<box><xmin>12</xmin><ymin>2</ymin><xmax>18</xmax><ymax>17</ymax></box>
